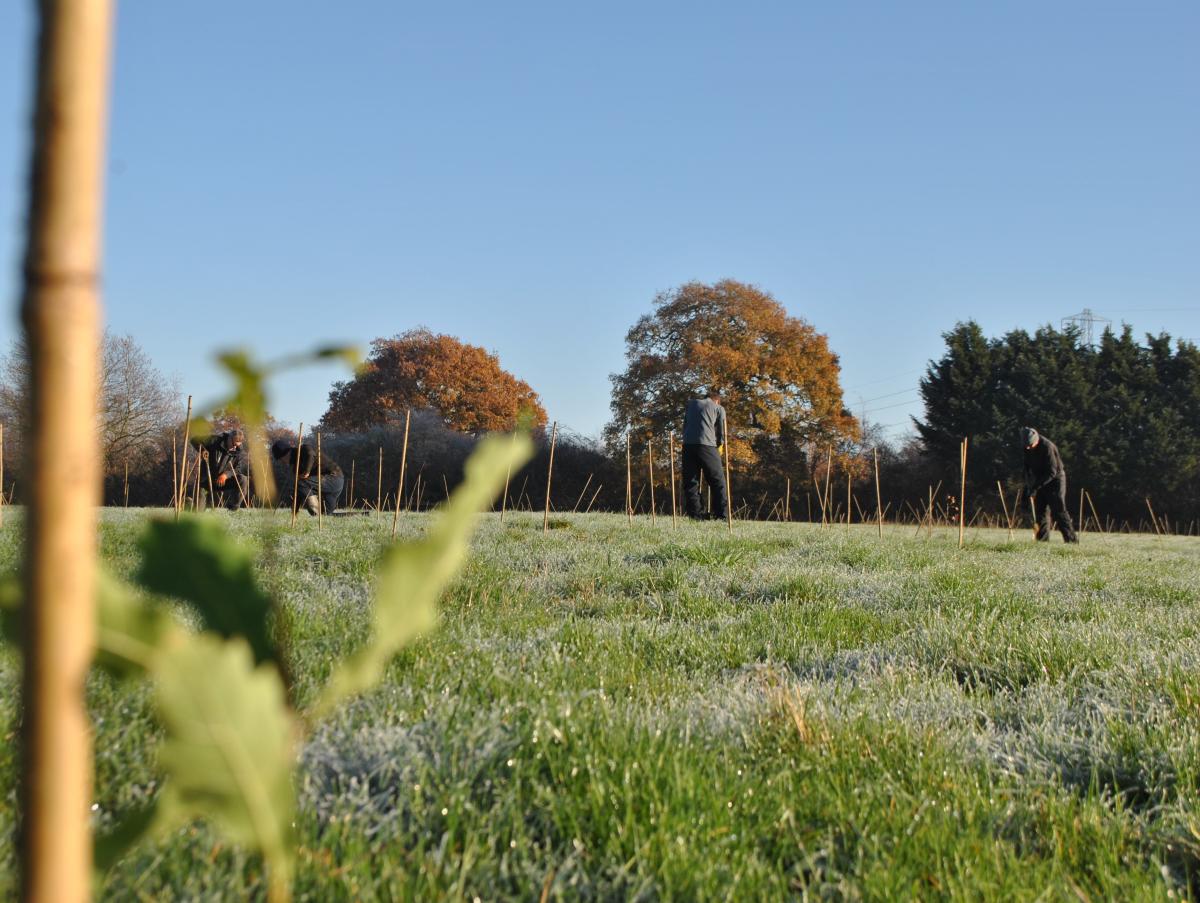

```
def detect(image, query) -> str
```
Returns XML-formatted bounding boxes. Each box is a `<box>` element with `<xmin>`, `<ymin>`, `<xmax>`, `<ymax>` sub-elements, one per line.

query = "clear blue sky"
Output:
<box><xmin>3</xmin><ymin>1</ymin><xmax>1198</xmax><ymax>439</ymax></box>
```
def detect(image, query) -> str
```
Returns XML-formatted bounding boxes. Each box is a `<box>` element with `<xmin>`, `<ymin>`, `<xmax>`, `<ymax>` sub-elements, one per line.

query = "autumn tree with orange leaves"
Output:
<box><xmin>607</xmin><ymin>280</ymin><xmax>859</xmax><ymax>485</ymax></box>
<box><xmin>321</xmin><ymin>328</ymin><xmax>547</xmax><ymax>435</ymax></box>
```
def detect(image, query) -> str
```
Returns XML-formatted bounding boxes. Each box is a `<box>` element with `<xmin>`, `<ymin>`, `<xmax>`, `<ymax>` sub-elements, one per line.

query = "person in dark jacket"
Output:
<box><xmin>272</xmin><ymin>438</ymin><xmax>344</xmax><ymax>515</ymax></box>
<box><xmin>1023</xmin><ymin>426</ymin><xmax>1078</xmax><ymax>543</ymax></box>
<box><xmin>681</xmin><ymin>390</ymin><xmax>728</xmax><ymax>520</ymax></box>
<box><xmin>196</xmin><ymin>429</ymin><xmax>248</xmax><ymax>509</ymax></box>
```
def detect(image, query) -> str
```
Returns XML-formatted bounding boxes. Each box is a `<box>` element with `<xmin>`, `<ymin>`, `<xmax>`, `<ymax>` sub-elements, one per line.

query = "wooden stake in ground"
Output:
<box><xmin>812</xmin><ymin>474</ymin><xmax>826</xmax><ymax>526</ymax></box>
<box><xmin>206</xmin><ymin>457</ymin><xmax>216</xmax><ymax>512</ymax></box>
<box><xmin>785</xmin><ymin>476</ymin><xmax>791</xmax><ymax>522</ymax></box>
<box><xmin>348</xmin><ymin>460</ymin><xmax>355</xmax><ymax>510</ymax></box>
<box><xmin>1078</xmin><ymin>487</ymin><xmax>1085</xmax><ymax>535</ymax></box>
<box><xmin>997</xmin><ymin>480</ymin><xmax>1013</xmax><ymax>541</ymax></box>
<box><xmin>959</xmin><ymin>436</ymin><xmax>968</xmax><ymax>549</ymax></box>
<box><xmin>543</xmin><ymin>421</ymin><xmax>558</xmax><ymax>534</ymax></box>
<box><xmin>722</xmin><ymin>416</ymin><xmax>733</xmax><ymax>532</ymax></box>
<box><xmin>290</xmin><ymin>423</ymin><xmax>304</xmax><ymax>528</ymax></box>
<box><xmin>1085</xmin><ymin>491</ymin><xmax>1104</xmax><ymax>535</ymax></box>
<box><xmin>316</xmin><ymin>431</ymin><xmax>324</xmax><ymax>531</ymax></box>
<box><xmin>122</xmin><ymin>457</ymin><xmax>128</xmax><ymax>508</ymax></box>
<box><xmin>391</xmin><ymin>409</ymin><xmax>410</xmax><ymax>540</ymax></box>
<box><xmin>0</xmin><ymin>422</ymin><xmax>5</xmax><ymax>526</ymax></box>
<box><xmin>192</xmin><ymin>448</ymin><xmax>203</xmax><ymax>512</ymax></box>
<box><xmin>669</xmin><ymin>431</ymin><xmax>678</xmax><ymax>530</ymax></box>
<box><xmin>171</xmin><ymin>431</ymin><xmax>178</xmax><ymax>510</ymax></box>
<box><xmin>874</xmin><ymin>448</ymin><xmax>883</xmax><ymax>539</ymax></box>
<box><xmin>1029</xmin><ymin>495</ymin><xmax>1038</xmax><ymax>539</ymax></box>
<box><xmin>823</xmin><ymin>446</ymin><xmax>833</xmax><ymax>529</ymax></box>
<box><xmin>584</xmin><ymin>483</ymin><xmax>603</xmax><ymax>514</ymax></box>
<box><xmin>1145</xmin><ymin>498</ymin><xmax>1163</xmax><ymax>537</ymax></box>
<box><xmin>18</xmin><ymin>0</ymin><xmax>114</xmax><ymax>894</ymax></box>
<box><xmin>572</xmin><ymin>474</ymin><xmax>594</xmax><ymax>513</ymax></box>
<box><xmin>647</xmin><ymin>439</ymin><xmax>656</xmax><ymax>523</ymax></box>
<box><xmin>845</xmin><ymin>470</ymin><xmax>851</xmax><ymax>527</ymax></box>
<box><xmin>177</xmin><ymin>394</ymin><xmax>193</xmax><ymax>517</ymax></box>
<box><xmin>625</xmin><ymin>430</ymin><xmax>633</xmax><ymax>526</ymax></box>
<box><xmin>376</xmin><ymin>446</ymin><xmax>383</xmax><ymax>513</ymax></box>
<box><xmin>501</xmin><ymin>431</ymin><xmax>515</xmax><ymax>522</ymax></box>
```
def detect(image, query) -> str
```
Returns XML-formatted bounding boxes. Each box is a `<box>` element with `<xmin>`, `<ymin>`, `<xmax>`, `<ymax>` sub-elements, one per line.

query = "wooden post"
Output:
<box><xmin>543</xmin><ymin>421</ymin><xmax>558</xmax><ymax>534</ymax></box>
<box><xmin>1085</xmin><ymin>491</ymin><xmax>1104</xmax><ymax>535</ymax></box>
<box><xmin>874</xmin><ymin>448</ymin><xmax>883</xmax><ymax>539</ymax></box>
<box><xmin>1145</xmin><ymin>498</ymin><xmax>1163</xmax><ymax>537</ymax></box>
<box><xmin>177</xmin><ymin>395</ymin><xmax>193</xmax><ymax>517</ymax></box>
<box><xmin>959</xmin><ymin>437</ymin><xmax>967</xmax><ymax>549</ymax></box>
<box><xmin>316</xmin><ymin>431</ymin><xmax>323</xmax><ymax>531</ymax></box>
<box><xmin>625</xmin><ymin>430</ymin><xmax>633</xmax><ymax>526</ymax></box>
<box><xmin>122</xmin><ymin>458</ymin><xmax>128</xmax><ymax>508</ymax></box>
<box><xmin>348</xmin><ymin>460</ymin><xmax>355</xmax><ymax>510</ymax></box>
<box><xmin>647</xmin><ymin>440</ymin><xmax>656</xmax><ymax>523</ymax></box>
<box><xmin>845</xmin><ymin>470</ymin><xmax>851</xmax><ymax>527</ymax></box>
<box><xmin>0</xmin><ymin>423</ymin><xmax>6</xmax><ymax>525</ymax></box>
<box><xmin>1029</xmin><ymin>495</ymin><xmax>1038</xmax><ymax>539</ymax></box>
<box><xmin>722</xmin><ymin>417</ymin><xmax>733</xmax><ymax>532</ymax></box>
<box><xmin>290</xmin><ymin>423</ymin><xmax>304</xmax><ymax>527</ymax></box>
<box><xmin>391</xmin><ymin>409</ymin><xmax>410</xmax><ymax>540</ymax></box>
<box><xmin>571</xmin><ymin>473</ymin><xmax>593</xmax><ymax>513</ymax></box>
<box><xmin>669</xmin><ymin>431</ymin><xmax>678</xmax><ymax>530</ymax></box>
<box><xmin>18</xmin><ymin>0</ymin><xmax>114</xmax><ymax>895</ymax></box>
<box><xmin>171</xmin><ymin>431</ymin><xmax>178</xmax><ymax>510</ymax></box>
<box><xmin>584</xmin><ymin>483</ymin><xmax>603</xmax><ymax>514</ymax></box>
<box><xmin>785</xmin><ymin>476</ymin><xmax>791</xmax><ymax>522</ymax></box>
<box><xmin>823</xmin><ymin>446</ymin><xmax>833</xmax><ymax>529</ymax></box>
<box><xmin>997</xmin><ymin>480</ymin><xmax>1013</xmax><ymax>541</ymax></box>
<box><xmin>206</xmin><ymin>457</ymin><xmax>216</xmax><ymax>512</ymax></box>
<box><xmin>192</xmin><ymin>448</ymin><xmax>203</xmax><ymax>511</ymax></box>
<box><xmin>376</xmin><ymin>446</ymin><xmax>383</xmax><ymax>514</ymax></box>
<box><xmin>501</xmin><ymin>431</ymin><xmax>515</xmax><ymax>522</ymax></box>
<box><xmin>812</xmin><ymin>474</ymin><xmax>826</xmax><ymax>526</ymax></box>
<box><xmin>1078</xmin><ymin>487</ymin><xmax>1085</xmax><ymax>534</ymax></box>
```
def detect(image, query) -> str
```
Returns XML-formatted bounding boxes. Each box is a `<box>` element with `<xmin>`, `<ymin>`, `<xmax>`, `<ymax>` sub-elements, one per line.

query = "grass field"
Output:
<box><xmin>2</xmin><ymin>510</ymin><xmax>1199</xmax><ymax>900</ymax></box>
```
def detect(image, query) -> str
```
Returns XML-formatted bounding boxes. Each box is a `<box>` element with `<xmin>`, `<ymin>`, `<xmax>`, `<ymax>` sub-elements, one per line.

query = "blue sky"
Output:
<box><xmin>2</xmin><ymin>1</ymin><xmax>1198</xmax><ymax>440</ymax></box>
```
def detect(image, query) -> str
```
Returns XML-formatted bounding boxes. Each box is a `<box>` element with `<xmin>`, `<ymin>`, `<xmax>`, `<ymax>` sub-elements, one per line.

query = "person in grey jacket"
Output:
<box><xmin>681</xmin><ymin>390</ymin><xmax>728</xmax><ymax>520</ymax></box>
<box><xmin>1023</xmin><ymin>426</ymin><xmax>1077</xmax><ymax>543</ymax></box>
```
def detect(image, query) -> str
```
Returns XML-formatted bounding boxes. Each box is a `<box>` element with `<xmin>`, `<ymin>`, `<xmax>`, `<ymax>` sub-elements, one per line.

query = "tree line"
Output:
<box><xmin>1</xmin><ymin>283</ymin><xmax>1196</xmax><ymax>528</ymax></box>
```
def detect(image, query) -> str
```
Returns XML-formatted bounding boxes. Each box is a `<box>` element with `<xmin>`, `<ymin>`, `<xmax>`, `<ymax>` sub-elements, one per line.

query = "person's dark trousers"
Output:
<box><xmin>299</xmin><ymin>473</ymin><xmax>344</xmax><ymax>513</ymax></box>
<box><xmin>682</xmin><ymin>443</ymin><xmax>727</xmax><ymax>519</ymax></box>
<box><xmin>1034</xmin><ymin>476</ymin><xmax>1078</xmax><ymax>542</ymax></box>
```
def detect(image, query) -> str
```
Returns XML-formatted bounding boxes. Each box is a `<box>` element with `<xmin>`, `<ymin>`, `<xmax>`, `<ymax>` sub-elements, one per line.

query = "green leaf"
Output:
<box><xmin>0</xmin><ymin>573</ymin><xmax>18</xmax><ymax>646</ymax></box>
<box><xmin>154</xmin><ymin>633</ymin><xmax>296</xmax><ymax>890</ymax></box>
<box><xmin>136</xmin><ymin>518</ymin><xmax>277</xmax><ymax>666</ymax></box>
<box><xmin>312</xmin><ymin>432</ymin><xmax>532</xmax><ymax>718</ymax></box>
<box><xmin>96</xmin><ymin>569</ymin><xmax>181</xmax><ymax>680</ymax></box>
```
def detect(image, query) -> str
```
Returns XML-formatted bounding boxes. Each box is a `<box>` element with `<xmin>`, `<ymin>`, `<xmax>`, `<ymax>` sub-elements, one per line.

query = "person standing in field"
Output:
<box><xmin>196</xmin><ymin>429</ymin><xmax>248</xmax><ymax>509</ymax></box>
<box><xmin>272</xmin><ymin>438</ymin><xmax>344</xmax><ymax>515</ymax></box>
<box><xmin>1022</xmin><ymin>426</ymin><xmax>1078</xmax><ymax>543</ymax></box>
<box><xmin>681</xmin><ymin>389</ymin><xmax>729</xmax><ymax>521</ymax></box>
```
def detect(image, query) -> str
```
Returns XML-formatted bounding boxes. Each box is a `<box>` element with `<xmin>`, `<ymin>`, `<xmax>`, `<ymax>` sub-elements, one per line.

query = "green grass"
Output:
<box><xmin>2</xmin><ymin>510</ymin><xmax>1200</xmax><ymax>900</ymax></box>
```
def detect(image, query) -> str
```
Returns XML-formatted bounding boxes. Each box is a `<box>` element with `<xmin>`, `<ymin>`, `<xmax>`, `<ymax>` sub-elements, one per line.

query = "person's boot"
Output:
<box><xmin>304</xmin><ymin>495</ymin><xmax>320</xmax><ymax>517</ymax></box>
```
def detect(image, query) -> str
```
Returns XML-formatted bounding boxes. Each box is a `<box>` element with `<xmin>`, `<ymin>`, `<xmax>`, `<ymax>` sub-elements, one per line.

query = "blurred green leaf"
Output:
<box><xmin>154</xmin><ymin>633</ymin><xmax>296</xmax><ymax>892</ymax></box>
<box><xmin>0</xmin><ymin>573</ymin><xmax>18</xmax><ymax>646</ymax></box>
<box><xmin>136</xmin><ymin>518</ymin><xmax>277</xmax><ymax>665</ymax></box>
<box><xmin>96</xmin><ymin>569</ymin><xmax>181</xmax><ymax>680</ymax></box>
<box><xmin>312</xmin><ymin>432</ymin><xmax>532</xmax><ymax>718</ymax></box>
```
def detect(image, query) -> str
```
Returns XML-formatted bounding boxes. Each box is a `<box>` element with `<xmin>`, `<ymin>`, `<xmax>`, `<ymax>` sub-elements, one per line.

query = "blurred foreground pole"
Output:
<box><xmin>19</xmin><ymin>1</ymin><xmax>115</xmax><ymax>900</ymax></box>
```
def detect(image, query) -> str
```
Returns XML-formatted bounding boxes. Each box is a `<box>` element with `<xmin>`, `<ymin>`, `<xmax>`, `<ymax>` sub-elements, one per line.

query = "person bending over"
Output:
<box><xmin>272</xmin><ymin>438</ymin><xmax>344</xmax><ymax>515</ymax></box>
<box><xmin>1022</xmin><ymin>426</ymin><xmax>1077</xmax><ymax>543</ymax></box>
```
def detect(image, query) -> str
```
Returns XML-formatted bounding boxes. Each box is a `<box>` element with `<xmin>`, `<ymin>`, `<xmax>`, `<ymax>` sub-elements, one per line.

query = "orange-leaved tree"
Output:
<box><xmin>606</xmin><ymin>280</ymin><xmax>859</xmax><ymax>482</ymax></box>
<box><xmin>320</xmin><ymin>328</ymin><xmax>547</xmax><ymax>434</ymax></box>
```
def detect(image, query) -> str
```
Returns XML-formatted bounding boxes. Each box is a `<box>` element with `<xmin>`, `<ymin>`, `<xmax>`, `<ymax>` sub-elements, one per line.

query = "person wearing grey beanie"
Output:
<box><xmin>1022</xmin><ymin>427</ymin><xmax>1077</xmax><ymax>543</ymax></box>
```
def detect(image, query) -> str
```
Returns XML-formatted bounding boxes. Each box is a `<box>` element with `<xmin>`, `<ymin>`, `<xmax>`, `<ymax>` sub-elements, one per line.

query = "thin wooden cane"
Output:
<box><xmin>1085</xmin><ymin>491</ymin><xmax>1104</xmax><ymax>535</ymax></box>
<box><xmin>1078</xmin><ymin>488</ymin><xmax>1085</xmax><ymax>535</ymax></box>
<box><xmin>572</xmin><ymin>474</ymin><xmax>594</xmax><ymax>513</ymax></box>
<box><xmin>625</xmin><ymin>430</ymin><xmax>633</xmax><ymax>525</ymax></box>
<box><xmin>290</xmin><ymin>422</ymin><xmax>304</xmax><ymax>528</ymax></box>
<box><xmin>874</xmin><ymin>448</ymin><xmax>883</xmax><ymax>539</ymax></box>
<box><xmin>812</xmin><ymin>474</ymin><xmax>826</xmax><ymax>526</ymax></box>
<box><xmin>376</xmin><ymin>446</ymin><xmax>383</xmax><ymax>514</ymax></box>
<box><xmin>543</xmin><ymin>422</ymin><xmax>558</xmax><ymax>534</ymax></box>
<box><xmin>122</xmin><ymin>458</ymin><xmax>128</xmax><ymax>508</ymax></box>
<box><xmin>647</xmin><ymin>439</ymin><xmax>656</xmax><ymax>523</ymax></box>
<box><xmin>206</xmin><ymin>457</ymin><xmax>216</xmax><ymax>512</ymax></box>
<box><xmin>348</xmin><ymin>460</ymin><xmax>355</xmax><ymax>510</ymax></box>
<box><xmin>501</xmin><ymin>431</ymin><xmax>515</xmax><ymax>521</ymax></box>
<box><xmin>1145</xmin><ymin>498</ymin><xmax>1163</xmax><ymax>537</ymax></box>
<box><xmin>1029</xmin><ymin>496</ymin><xmax>1038</xmax><ymax>539</ymax></box>
<box><xmin>192</xmin><ymin>448</ymin><xmax>202</xmax><ymax>511</ymax></box>
<box><xmin>785</xmin><ymin>477</ymin><xmax>791</xmax><ymax>522</ymax></box>
<box><xmin>722</xmin><ymin>417</ymin><xmax>733</xmax><ymax>532</ymax></box>
<box><xmin>584</xmin><ymin>483</ymin><xmax>603</xmax><ymax>514</ymax></box>
<box><xmin>316</xmin><ymin>431</ymin><xmax>323</xmax><ymax>531</ymax></box>
<box><xmin>177</xmin><ymin>395</ymin><xmax>193</xmax><ymax>517</ymax></box>
<box><xmin>391</xmin><ymin>409</ymin><xmax>410</xmax><ymax>539</ymax></box>
<box><xmin>171</xmin><ymin>431</ymin><xmax>178</xmax><ymax>510</ymax></box>
<box><xmin>959</xmin><ymin>437</ymin><xmax>967</xmax><ymax>549</ymax></box>
<box><xmin>0</xmin><ymin>423</ymin><xmax>5</xmax><ymax>525</ymax></box>
<box><xmin>822</xmin><ymin>445</ymin><xmax>832</xmax><ymax>529</ymax></box>
<box><xmin>845</xmin><ymin>471</ymin><xmax>851</xmax><ymax>527</ymax></box>
<box><xmin>997</xmin><ymin>480</ymin><xmax>1013</xmax><ymax>541</ymax></box>
<box><xmin>669</xmin><ymin>431</ymin><xmax>678</xmax><ymax>530</ymax></box>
